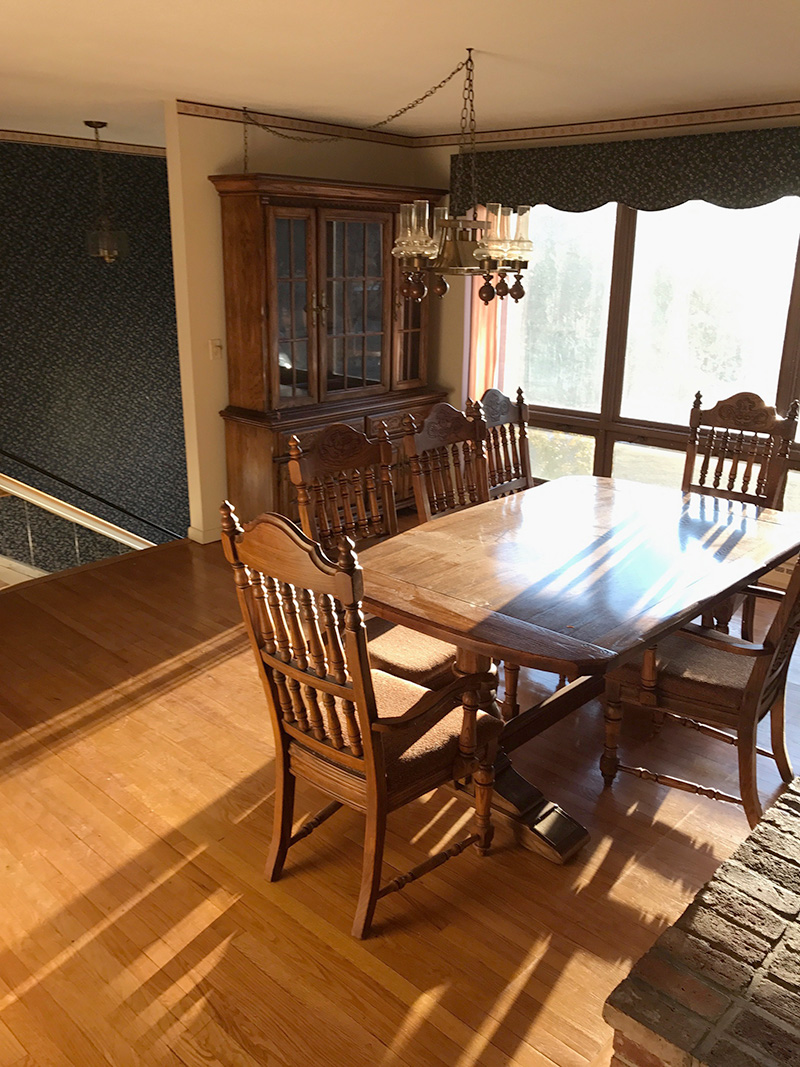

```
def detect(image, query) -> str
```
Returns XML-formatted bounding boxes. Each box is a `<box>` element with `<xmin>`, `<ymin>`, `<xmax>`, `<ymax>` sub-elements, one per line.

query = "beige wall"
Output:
<box><xmin>165</xmin><ymin>100</ymin><xmax>455</xmax><ymax>541</ymax></box>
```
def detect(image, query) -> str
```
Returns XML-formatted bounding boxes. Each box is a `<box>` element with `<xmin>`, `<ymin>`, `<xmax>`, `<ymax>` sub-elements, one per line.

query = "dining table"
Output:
<box><xmin>358</xmin><ymin>475</ymin><xmax>800</xmax><ymax>862</ymax></box>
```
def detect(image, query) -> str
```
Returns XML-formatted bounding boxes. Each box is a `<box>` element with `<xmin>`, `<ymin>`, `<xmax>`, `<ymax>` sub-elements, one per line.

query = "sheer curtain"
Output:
<box><xmin>467</xmin><ymin>277</ymin><xmax>513</xmax><ymax>401</ymax></box>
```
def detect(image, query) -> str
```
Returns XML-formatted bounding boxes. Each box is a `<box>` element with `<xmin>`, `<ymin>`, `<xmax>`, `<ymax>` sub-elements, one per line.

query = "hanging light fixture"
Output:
<box><xmin>84</xmin><ymin>120</ymin><xmax>128</xmax><ymax>264</ymax></box>
<box><xmin>391</xmin><ymin>49</ymin><xmax>532</xmax><ymax>305</ymax></box>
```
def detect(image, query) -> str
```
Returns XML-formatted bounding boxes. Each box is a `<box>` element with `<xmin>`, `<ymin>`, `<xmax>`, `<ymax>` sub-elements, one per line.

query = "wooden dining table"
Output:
<box><xmin>359</xmin><ymin>475</ymin><xmax>800</xmax><ymax>862</ymax></box>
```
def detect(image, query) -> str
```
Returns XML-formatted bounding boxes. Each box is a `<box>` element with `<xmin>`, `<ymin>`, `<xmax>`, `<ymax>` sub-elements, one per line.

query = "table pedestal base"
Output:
<box><xmin>455</xmin><ymin>750</ymin><xmax>590</xmax><ymax>864</ymax></box>
<box><xmin>492</xmin><ymin>750</ymin><xmax>589</xmax><ymax>863</ymax></box>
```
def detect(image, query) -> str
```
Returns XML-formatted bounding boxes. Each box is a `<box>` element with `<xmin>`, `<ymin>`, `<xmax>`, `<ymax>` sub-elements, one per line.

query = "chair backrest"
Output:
<box><xmin>402</xmin><ymin>402</ymin><xmax>490</xmax><ymax>522</ymax></box>
<box><xmin>682</xmin><ymin>391</ymin><xmax>799</xmax><ymax>509</ymax></box>
<box><xmin>746</xmin><ymin>554</ymin><xmax>800</xmax><ymax>723</ymax></box>
<box><xmin>220</xmin><ymin>503</ymin><xmax>383</xmax><ymax>776</ymax></box>
<box><xmin>287</xmin><ymin>423</ymin><xmax>398</xmax><ymax>551</ymax></box>
<box><xmin>468</xmin><ymin>387</ymin><xmax>534</xmax><ymax>498</ymax></box>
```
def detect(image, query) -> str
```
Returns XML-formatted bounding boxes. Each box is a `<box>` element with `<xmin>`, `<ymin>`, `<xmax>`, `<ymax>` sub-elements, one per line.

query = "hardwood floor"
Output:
<box><xmin>0</xmin><ymin>540</ymin><xmax>796</xmax><ymax>1067</ymax></box>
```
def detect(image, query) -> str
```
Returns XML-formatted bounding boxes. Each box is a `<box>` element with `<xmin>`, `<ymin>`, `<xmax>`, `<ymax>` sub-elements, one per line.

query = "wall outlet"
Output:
<box><xmin>208</xmin><ymin>338</ymin><xmax>224</xmax><ymax>361</ymax></box>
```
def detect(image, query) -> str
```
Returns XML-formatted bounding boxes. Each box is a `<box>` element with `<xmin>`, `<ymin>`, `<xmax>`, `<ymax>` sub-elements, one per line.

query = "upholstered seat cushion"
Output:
<box><xmin>611</xmin><ymin>632</ymin><xmax>754</xmax><ymax>709</ymax></box>
<box><xmin>371</xmin><ymin>670</ymin><xmax>504</xmax><ymax>793</ymax></box>
<box><xmin>366</xmin><ymin>616</ymin><xmax>456</xmax><ymax>689</ymax></box>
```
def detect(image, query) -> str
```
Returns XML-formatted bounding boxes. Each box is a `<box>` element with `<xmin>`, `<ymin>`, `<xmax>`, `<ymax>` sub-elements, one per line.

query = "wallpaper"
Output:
<box><xmin>0</xmin><ymin>140</ymin><xmax>188</xmax><ymax>544</ymax></box>
<box><xmin>0</xmin><ymin>494</ymin><xmax>128</xmax><ymax>573</ymax></box>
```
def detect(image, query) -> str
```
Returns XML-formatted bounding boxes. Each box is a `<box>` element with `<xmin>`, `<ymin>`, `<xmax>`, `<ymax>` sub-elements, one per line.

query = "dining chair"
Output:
<box><xmin>403</xmin><ymin>401</ymin><xmax>521</xmax><ymax>719</ymax></box>
<box><xmin>467</xmin><ymin>387</ymin><xmax>534</xmax><ymax>498</ymax></box>
<box><xmin>600</xmin><ymin>555</ymin><xmax>800</xmax><ymax>828</ymax></box>
<box><xmin>287</xmin><ymin>422</ymin><xmax>457</xmax><ymax>689</ymax></box>
<box><xmin>402</xmin><ymin>401</ymin><xmax>491</xmax><ymax>523</ymax></box>
<box><xmin>682</xmin><ymin>390</ymin><xmax>799</xmax><ymax>508</ymax></box>
<box><xmin>683</xmin><ymin>390</ymin><xmax>799</xmax><ymax>638</ymax></box>
<box><xmin>220</xmin><ymin>503</ymin><xmax>503</xmax><ymax>938</ymax></box>
<box><xmin>287</xmin><ymin>422</ymin><xmax>397</xmax><ymax>550</ymax></box>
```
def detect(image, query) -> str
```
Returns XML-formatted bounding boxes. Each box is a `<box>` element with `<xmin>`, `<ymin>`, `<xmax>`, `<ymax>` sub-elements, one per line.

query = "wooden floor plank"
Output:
<box><xmin>0</xmin><ymin>540</ymin><xmax>795</xmax><ymax>1067</ymax></box>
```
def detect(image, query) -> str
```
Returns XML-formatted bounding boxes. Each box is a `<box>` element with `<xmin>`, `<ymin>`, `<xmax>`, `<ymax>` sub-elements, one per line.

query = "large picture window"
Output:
<box><xmin>622</xmin><ymin>198</ymin><xmax>800</xmax><ymax>423</ymax></box>
<box><xmin>502</xmin><ymin>203</ymin><xmax>616</xmax><ymax>413</ymax></box>
<box><xmin>473</xmin><ymin>197</ymin><xmax>800</xmax><ymax>487</ymax></box>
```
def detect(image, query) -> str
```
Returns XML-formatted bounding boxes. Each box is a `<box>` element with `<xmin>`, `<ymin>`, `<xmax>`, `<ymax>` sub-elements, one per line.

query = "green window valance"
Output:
<box><xmin>449</xmin><ymin>125</ymin><xmax>800</xmax><ymax>215</ymax></box>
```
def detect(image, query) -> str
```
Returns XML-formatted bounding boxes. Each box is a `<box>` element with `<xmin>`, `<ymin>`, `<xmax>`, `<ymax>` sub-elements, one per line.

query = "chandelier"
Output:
<box><xmin>390</xmin><ymin>50</ymin><xmax>532</xmax><ymax>305</ymax></box>
<box><xmin>84</xmin><ymin>120</ymin><xmax>128</xmax><ymax>264</ymax></box>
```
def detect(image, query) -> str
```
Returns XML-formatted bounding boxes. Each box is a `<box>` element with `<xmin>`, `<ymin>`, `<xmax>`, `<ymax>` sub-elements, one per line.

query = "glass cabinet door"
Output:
<box><xmin>321</xmin><ymin>211</ymin><xmax>392</xmax><ymax>397</ymax></box>
<box><xmin>268</xmin><ymin>207</ymin><xmax>317</xmax><ymax>406</ymax></box>
<box><xmin>393</xmin><ymin>285</ymin><xmax>427</xmax><ymax>388</ymax></box>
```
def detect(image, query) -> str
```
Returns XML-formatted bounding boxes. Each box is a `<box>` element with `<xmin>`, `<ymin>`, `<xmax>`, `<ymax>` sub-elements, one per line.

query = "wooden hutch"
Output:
<box><xmin>210</xmin><ymin>172</ymin><xmax>448</xmax><ymax>520</ymax></box>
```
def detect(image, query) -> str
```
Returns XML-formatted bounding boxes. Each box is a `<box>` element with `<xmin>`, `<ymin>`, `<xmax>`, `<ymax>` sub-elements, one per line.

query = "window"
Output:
<box><xmin>477</xmin><ymin>198</ymin><xmax>800</xmax><ymax>490</ymax></box>
<box><xmin>502</xmin><ymin>203</ymin><xmax>616</xmax><ymax>412</ymax></box>
<box><xmin>622</xmin><ymin>199</ymin><xmax>800</xmax><ymax>424</ymax></box>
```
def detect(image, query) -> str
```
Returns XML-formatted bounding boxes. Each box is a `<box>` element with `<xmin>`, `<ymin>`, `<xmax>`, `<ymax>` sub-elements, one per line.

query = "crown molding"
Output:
<box><xmin>178</xmin><ymin>97</ymin><xmax>800</xmax><ymax>150</ymax></box>
<box><xmin>0</xmin><ymin>129</ymin><xmax>165</xmax><ymax>156</ymax></box>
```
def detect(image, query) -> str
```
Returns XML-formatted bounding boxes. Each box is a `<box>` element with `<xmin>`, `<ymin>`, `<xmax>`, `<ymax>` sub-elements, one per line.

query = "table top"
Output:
<box><xmin>359</xmin><ymin>476</ymin><xmax>800</xmax><ymax>676</ymax></box>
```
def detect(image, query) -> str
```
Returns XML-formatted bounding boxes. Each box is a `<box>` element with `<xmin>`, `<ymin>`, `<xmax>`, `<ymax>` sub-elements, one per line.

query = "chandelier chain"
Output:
<box><xmin>458</xmin><ymin>48</ymin><xmax>478</xmax><ymax>211</ymax></box>
<box><xmin>242</xmin><ymin>52</ymin><xmax>470</xmax><ymax>144</ymax></box>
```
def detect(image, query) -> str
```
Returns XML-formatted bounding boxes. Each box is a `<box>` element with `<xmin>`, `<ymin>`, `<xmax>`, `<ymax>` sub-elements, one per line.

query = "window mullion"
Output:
<box><xmin>596</xmin><ymin>204</ymin><xmax>637</xmax><ymax>476</ymax></box>
<box><xmin>776</xmin><ymin>229</ymin><xmax>800</xmax><ymax>413</ymax></box>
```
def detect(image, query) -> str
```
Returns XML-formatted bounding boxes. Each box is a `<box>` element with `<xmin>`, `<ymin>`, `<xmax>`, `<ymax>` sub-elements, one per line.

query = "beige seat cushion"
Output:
<box><xmin>612</xmin><ymin>632</ymin><xmax>753</xmax><ymax>709</ymax></box>
<box><xmin>371</xmin><ymin>670</ymin><xmax>504</xmax><ymax>792</ymax></box>
<box><xmin>367</xmin><ymin>617</ymin><xmax>456</xmax><ymax>689</ymax></box>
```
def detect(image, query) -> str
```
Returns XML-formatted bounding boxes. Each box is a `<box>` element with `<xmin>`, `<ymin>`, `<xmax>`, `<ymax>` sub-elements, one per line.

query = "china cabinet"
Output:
<box><xmin>210</xmin><ymin>173</ymin><xmax>448</xmax><ymax>520</ymax></box>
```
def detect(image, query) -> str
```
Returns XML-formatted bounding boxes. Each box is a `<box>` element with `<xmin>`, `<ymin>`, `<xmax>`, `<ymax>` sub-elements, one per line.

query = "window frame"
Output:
<box><xmin>501</xmin><ymin>203</ymin><xmax>800</xmax><ymax>480</ymax></box>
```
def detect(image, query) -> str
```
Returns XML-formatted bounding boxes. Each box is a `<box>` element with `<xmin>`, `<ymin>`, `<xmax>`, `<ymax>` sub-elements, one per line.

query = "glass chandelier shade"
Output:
<box><xmin>392</xmin><ymin>202</ymin><xmax>532</xmax><ymax>305</ymax></box>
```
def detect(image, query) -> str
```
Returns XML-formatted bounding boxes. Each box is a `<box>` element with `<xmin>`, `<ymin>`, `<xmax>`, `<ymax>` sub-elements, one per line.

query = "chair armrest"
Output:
<box><xmin>742</xmin><ymin>584</ymin><xmax>785</xmax><ymax>603</ymax></box>
<box><xmin>371</xmin><ymin>672</ymin><xmax>496</xmax><ymax>732</ymax></box>
<box><xmin>679</xmin><ymin>622</ymin><xmax>771</xmax><ymax>657</ymax></box>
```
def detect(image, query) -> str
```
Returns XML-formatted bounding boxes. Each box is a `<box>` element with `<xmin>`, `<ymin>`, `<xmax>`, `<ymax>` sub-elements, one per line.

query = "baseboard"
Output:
<box><xmin>188</xmin><ymin>525</ymin><xmax>222</xmax><ymax>544</ymax></box>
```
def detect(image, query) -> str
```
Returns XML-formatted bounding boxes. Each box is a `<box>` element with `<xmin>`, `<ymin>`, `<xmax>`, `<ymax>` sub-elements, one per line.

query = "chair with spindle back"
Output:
<box><xmin>682</xmin><ymin>391</ymin><xmax>798</xmax><ymax>508</ymax></box>
<box><xmin>288</xmin><ymin>422</ymin><xmax>457</xmax><ymax>689</ymax></box>
<box><xmin>402</xmin><ymin>401</ymin><xmax>490</xmax><ymax>523</ymax></box>
<box><xmin>288</xmin><ymin>422</ymin><xmax>397</xmax><ymax>550</ymax></box>
<box><xmin>220</xmin><ymin>504</ymin><xmax>503</xmax><ymax>938</ymax></box>
<box><xmin>403</xmin><ymin>401</ymin><xmax>519</xmax><ymax>718</ymax></box>
<box><xmin>468</xmin><ymin>387</ymin><xmax>534</xmax><ymax>498</ymax></box>
<box><xmin>682</xmin><ymin>391</ymin><xmax>799</xmax><ymax>637</ymax></box>
<box><xmin>600</xmin><ymin>555</ymin><xmax>800</xmax><ymax>828</ymax></box>
<box><xmin>465</xmin><ymin>387</ymin><xmax>536</xmax><ymax>716</ymax></box>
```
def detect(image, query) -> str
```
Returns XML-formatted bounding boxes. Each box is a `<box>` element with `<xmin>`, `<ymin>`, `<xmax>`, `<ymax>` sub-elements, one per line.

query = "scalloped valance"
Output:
<box><xmin>449</xmin><ymin>126</ymin><xmax>800</xmax><ymax>214</ymax></box>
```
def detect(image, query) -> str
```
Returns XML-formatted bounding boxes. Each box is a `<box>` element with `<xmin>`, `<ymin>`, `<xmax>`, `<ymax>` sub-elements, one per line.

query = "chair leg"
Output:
<box><xmin>601</xmin><ymin>685</ymin><xmax>623</xmax><ymax>787</ymax></box>
<box><xmin>737</xmin><ymin>721</ymin><xmax>762</xmax><ymax>828</ymax></box>
<box><xmin>473</xmin><ymin>751</ymin><xmax>495</xmax><ymax>855</ymax></box>
<box><xmin>352</xmin><ymin>802</ymin><xmax>387</xmax><ymax>940</ymax></box>
<box><xmin>265</xmin><ymin>758</ymin><xmax>296</xmax><ymax>882</ymax></box>
<box><xmin>500</xmin><ymin>661</ymin><xmax>520</xmax><ymax>720</ymax></box>
<box><xmin>770</xmin><ymin>693</ymin><xmax>795</xmax><ymax>784</ymax></box>
<box><xmin>741</xmin><ymin>594</ymin><xmax>757</xmax><ymax>642</ymax></box>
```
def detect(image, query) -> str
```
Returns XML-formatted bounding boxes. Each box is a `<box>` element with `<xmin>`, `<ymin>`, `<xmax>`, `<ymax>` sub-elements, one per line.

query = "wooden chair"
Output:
<box><xmin>682</xmin><ymin>390</ymin><xmax>798</xmax><ymax>507</ymax></box>
<box><xmin>403</xmin><ymin>401</ymin><xmax>521</xmax><ymax>719</ymax></box>
<box><xmin>683</xmin><ymin>391</ymin><xmax>799</xmax><ymax>637</ymax></box>
<box><xmin>220</xmin><ymin>504</ymin><xmax>503</xmax><ymax>938</ymax></box>
<box><xmin>600</xmin><ymin>556</ymin><xmax>800</xmax><ymax>828</ymax></box>
<box><xmin>402</xmin><ymin>402</ymin><xmax>490</xmax><ymax>523</ymax></box>
<box><xmin>467</xmin><ymin>387</ymin><xmax>534</xmax><ymax>498</ymax></box>
<box><xmin>287</xmin><ymin>422</ymin><xmax>397</xmax><ymax>550</ymax></box>
<box><xmin>287</xmin><ymin>422</ymin><xmax>457</xmax><ymax>689</ymax></box>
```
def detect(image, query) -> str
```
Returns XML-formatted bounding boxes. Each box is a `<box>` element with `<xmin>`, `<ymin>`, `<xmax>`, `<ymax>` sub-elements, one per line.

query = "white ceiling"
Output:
<box><xmin>2</xmin><ymin>0</ymin><xmax>800</xmax><ymax>147</ymax></box>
